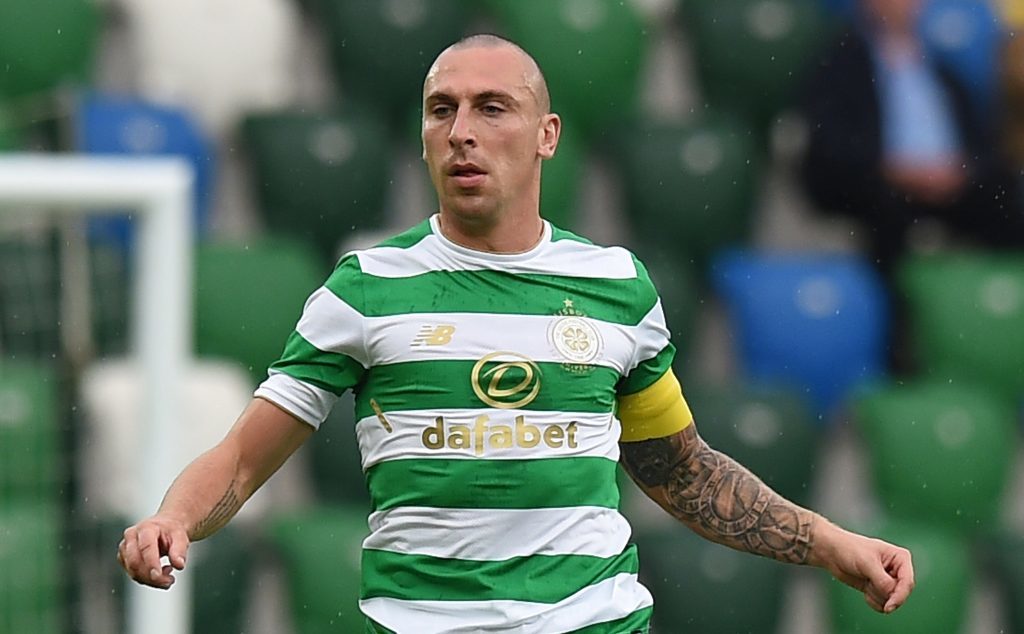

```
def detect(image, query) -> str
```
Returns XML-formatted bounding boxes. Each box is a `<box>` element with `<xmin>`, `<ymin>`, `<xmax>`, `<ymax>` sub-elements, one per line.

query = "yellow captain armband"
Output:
<box><xmin>617</xmin><ymin>369</ymin><xmax>694</xmax><ymax>442</ymax></box>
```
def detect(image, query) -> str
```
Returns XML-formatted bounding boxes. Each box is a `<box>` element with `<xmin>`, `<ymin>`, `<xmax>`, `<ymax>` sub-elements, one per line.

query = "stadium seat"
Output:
<box><xmin>309</xmin><ymin>393</ymin><xmax>372</xmax><ymax>508</ymax></box>
<box><xmin>898</xmin><ymin>253</ymin><xmax>1024</xmax><ymax>404</ymax></box>
<box><xmin>920</xmin><ymin>0</ymin><xmax>1003</xmax><ymax>115</ymax></box>
<box><xmin>684</xmin><ymin>381</ymin><xmax>819</xmax><ymax>505</ymax></box>
<box><xmin>829</xmin><ymin>519</ymin><xmax>971</xmax><ymax>634</ymax></box>
<box><xmin>242</xmin><ymin>109</ymin><xmax>391</xmax><ymax>264</ymax></box>
<box><xmin>0</xmin><ymin>503</ymin><xmax>63</xmax><ymax>634</ymax></box>
<box><xmin>75</xmin><ymin>92</ymin><xmax>216</xmax><ymax>248</ymax></box>
<box><xmin>615</xmin><ymin>115</ymin><xmax>760</xmax><ymax>269</ymax></box>
<box><xmin>711</xmin><ymin>249</ymin><xmax>889</xmax><ymax>419</ymax></box>
<box><xmin>635</xmin><ymin>526</ymin><xmax>786</xmax><ymax>634</ymax></box>
<box><xmin>0</xmin><ymin>0</ymin><xmax>99</xmax><ymax>99</ymax></box>
<box><xmin>268</xmin><ymin>506</ymin><xmax>369</xmax><ymax>634</ymax></box>
<box><xmin>120</xmin><ymin>0</ymin><xmax>301</xmax><ymax>135</ymax></box>
<box><xmin>680</xmin><ymin>0</ymin><xmax>828</xmax><ymax>131</ymax></box>
<box><xmin>195</xmin><ymin>239</ymin><xmax>324</xmax><ymax>385</ymax></box>
<box><xmin>854</xmin><ymin>380</ymin><xmax>1017</xmax><ymax>534</ymax></box>
<box><xmin>484</xmin><ymin>0</ymin><xmax>647</xmax><ymax>139</ymax></box>
<box><xmin>316</xmin><ymin>0</ymin><xmax>469</xmax><ymax>125</ymax></box>
<box><xmin>0</xmin><ymin>361</ymin><xmax>59</xmax><ymax>504</ymax></box>
<box><xmin>78</xmin><ymin>358</ymin><xmax>268</xmax><ymax>521</ymax></box>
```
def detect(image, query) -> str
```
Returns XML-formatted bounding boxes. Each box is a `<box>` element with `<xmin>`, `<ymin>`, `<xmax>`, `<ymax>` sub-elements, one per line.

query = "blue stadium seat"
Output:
<box><xmin>75</xmin><ymin>92</ymin><xmax>215</xmax><ymax>249</ymax></box>
<box><xmin>711</xmin><ymin>249</ymin><xmax>889</xmax><ymax>419</ymax></box>
<box><xmin>920</xmin><ymin>0</ymin><xmax>1003</xmax><ymax>115</ymax></box>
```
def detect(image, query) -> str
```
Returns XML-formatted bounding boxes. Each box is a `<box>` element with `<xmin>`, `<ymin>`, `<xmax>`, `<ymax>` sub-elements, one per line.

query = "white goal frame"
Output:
<box><xmin>0</xmin><ymin>154</ymin><xmax>193</xmax><ymax>634</ymax></box>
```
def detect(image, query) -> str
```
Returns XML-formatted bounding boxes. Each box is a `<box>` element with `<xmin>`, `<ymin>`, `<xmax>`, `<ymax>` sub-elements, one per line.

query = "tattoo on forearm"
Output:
<box><xmin>191</xmin><ymin>478</ymin><xmax>241</xmax><ymax>539</ymax></box>
<box><xmin>621</xmin><ymin>425</ymin><xmax>814</xmax><ymax>564</ymax></box>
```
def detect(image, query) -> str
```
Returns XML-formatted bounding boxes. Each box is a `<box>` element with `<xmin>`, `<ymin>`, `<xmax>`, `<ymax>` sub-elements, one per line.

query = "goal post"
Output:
<box><xmin>0</xmin><ymin>154</ymin><xmax>193</xmax><ymax>634</ymax></box>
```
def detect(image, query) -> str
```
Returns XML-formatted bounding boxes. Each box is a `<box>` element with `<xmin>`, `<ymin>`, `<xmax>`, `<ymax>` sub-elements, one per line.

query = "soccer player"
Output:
<box><xmin>118</xmin><ymin>34</ymin><xmax>914</xmax><ymax>632</ymax></box>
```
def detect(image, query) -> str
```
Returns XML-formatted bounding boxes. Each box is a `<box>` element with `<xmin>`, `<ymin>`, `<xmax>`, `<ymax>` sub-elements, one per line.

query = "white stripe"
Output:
<box><xmin>356</xmin><ymin>227</ymin><xmax>638</xmax><ymax>280</ymax></box>
<box><xmin>356</xmin><ymin>409</ymin><xmax>621</xmax><ymax>470</ymax></box>
<box><xmin>366</xmin><ymin>312</ymin><xmax>635</xmax><ymax>372</ymax></box>
<box><xmin>254</xmin><ymin>371</ymin><xmax>337</xmax><ymax>429</ymax></box>
<box><xmin>360</xmin><ymin>573</ymin><xmax>653</xmax><ymax>634</ymax></box>
<box><xmin>629</xmin><ymin>299</ymin><xmax>671</xmax><ymax>372</ymax></box>
<box><xmin>294</xmin><ymin>286</ymin><xmax>369</xmax><ymax>367</ymax></box>
<box><xmin>364</xmin><ymin>506</ymin><xmax>631</xmax><ymax>560</ymax></box>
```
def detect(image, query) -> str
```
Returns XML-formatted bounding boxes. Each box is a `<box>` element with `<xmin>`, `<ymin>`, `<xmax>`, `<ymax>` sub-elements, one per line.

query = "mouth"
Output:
<box><xmin>447</xmin><ymin>162</ymin><xmax>488</xmax><ymax>188</ymax></box>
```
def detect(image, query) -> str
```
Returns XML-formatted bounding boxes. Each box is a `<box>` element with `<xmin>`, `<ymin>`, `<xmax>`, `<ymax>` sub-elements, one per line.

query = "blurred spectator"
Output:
<box><xmin>1002</xmin><ymin>21</ymin><xmax>1024</xmax><ymax>197</ymax></box>
<box><xmin>798</xmin><ymin>0</ymin><xmax>1024</xmax><ymax>274</ymax></box>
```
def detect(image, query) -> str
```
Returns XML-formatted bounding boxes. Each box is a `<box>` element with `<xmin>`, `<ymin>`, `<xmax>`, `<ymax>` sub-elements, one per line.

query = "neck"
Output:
<box><xmin>437</xmin><ymin>208</ymin><xmax>545</xmax><ymax>254</ymax></box>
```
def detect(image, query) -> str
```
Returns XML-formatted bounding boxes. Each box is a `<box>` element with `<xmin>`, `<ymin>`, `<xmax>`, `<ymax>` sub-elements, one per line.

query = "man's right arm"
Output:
<box><xmin>117</xmin><ymin>397</ymin><xmax>313</xmax><ymax>589</ymax></box>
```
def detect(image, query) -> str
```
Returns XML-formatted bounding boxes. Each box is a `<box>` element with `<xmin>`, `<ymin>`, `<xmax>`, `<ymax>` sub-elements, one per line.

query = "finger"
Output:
<box><xmin>165</xmin><ymin>527</ymin><xmax>189</xmax><ymax>570</ymax></box>
<box><xmin>864</xmin><ymin>592</ymin><xmax>885</xmax><ymax>613</ymax></box>
<box><xmin>884</xmin><ymin>551</ymin><xmax>915</xmax><ymax>613</ymax></box>
<box><xmin>136</xmin><ymin>526</ymin><xmax>166</xmax><ymax>582</ymax></box>
<box><xmin>121</xmin><ymin>532</ymin><xmax>147</xmax><ymax>583</ymax></box>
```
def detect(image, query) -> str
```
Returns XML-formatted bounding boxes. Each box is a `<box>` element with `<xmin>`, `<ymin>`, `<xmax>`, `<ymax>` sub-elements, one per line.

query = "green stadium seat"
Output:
<box><xmin>195</xmin><ymin>239</ymin><xmax>324</xmax><ymax>385</ymax></box>
<box><xmin>315</xmin><ymin>0</ymin><xmax>469</xmax><ymax>124</ymax></box>
<box><xmin>268</xmin><ymin>506</ymin><xmax>369</xmax><ymax>634</ymax></box>
<box><xmin>635</xmin><ymin>526</ymin><xmax>786</xmax><ymax>634</ymax></box>
<box><xmin>0</xmin><ymin>503</ymin><xmax>63</xmax><ymax>634</ymax></box>
<box><xmin>309</xmin><ymin>393</ymin><xmax>372</xmax><ymax>508</ymax></box>
<box><xmin>0</xmin><ymin>0</ymin><xmax>99</xmax><ymax>99</ymax></box>
<box><xmin>614</xmin><ymin>115</ymin><xmax>760</xmax><ymax>268</ymax></box>
<box><xmin>684</xmin><ymin>381</ymin><xmax>819</xmax><ymax>506</ymax></box>
<box><xmin>484</xmin><ymin>0</ymin><xmax>647</xmax><ymax>139</ymax></box>
<box><xmin>898</xmin><ymin>253</ymin><xmax>1024</xmax><ymax>404</ymax></box>
<box><xmin>242</xmin><ymin>109</ymin><xmax>392</xmax><ymax>265</ymax></box>
<box><xmin>828</xmin><ymin>519</ymin><xmax>971</xmax><ymax>634</ymax></box>
<box><xmin>0</xmin><ymin>361</ymin><xmax>59</xmax><ymax>504</ymax></box>
<box><xmin>854</xmin><ymin>381</ymin><xmax>1017</xmax><ymax>534</ymax></box>
<box><xmin>681</xmin><ymin>0</ymin><xmax>828</xmax><ymax>132</ymax></box>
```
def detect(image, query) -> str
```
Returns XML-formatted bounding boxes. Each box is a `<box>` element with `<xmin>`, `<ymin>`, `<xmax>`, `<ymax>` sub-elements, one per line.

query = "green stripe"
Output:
<box><xmin>355</xmin><ymin>360</ymin><xmax>619</xmax><ymax>418</ymax></box>
<box><xmin>270</xmin><ymin>332</ymin><xmax>365</xmax><ymax>395</ymax></box>
<box><xmin>366</xmin><ymin>457</ymin><xmax>620</xmax><ymax>511</ymax></box>
<box><xmin>361</xmin><ymin>546</ymin><xmax>639</xmax><ymax>603</ymax></box>
<box><xmin>568</xmin><ymin>607</ymin><xmax>653</xmax><ymax>634</ymax></box>
<box><xmin>617</xmin><ymin>344</ymin><xmax>675</xmax><ymax>395</ymax></box>
<box><xmin>328</xmin><ymin>269</ymin><xmax>655</xmax><ymax>326</ymax></box>
<box><xmin>370</xmin><ymin>218</ymin><xmax>431</xmax><ymax>249</ymax></box>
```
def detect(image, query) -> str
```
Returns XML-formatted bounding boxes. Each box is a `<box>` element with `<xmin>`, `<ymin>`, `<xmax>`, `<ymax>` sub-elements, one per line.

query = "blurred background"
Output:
<box><xmin>1</xmin><ymin>0</ymin><xmax>1023</xmax><ymax>632</ymax></box>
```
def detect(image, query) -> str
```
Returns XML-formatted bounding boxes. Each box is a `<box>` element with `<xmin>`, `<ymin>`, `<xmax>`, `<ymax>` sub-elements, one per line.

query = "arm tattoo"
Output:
<box><xmin>621</xmin><ymin>425</ymin><xmax>814</xmax><ymax>564</ymax></box>
<box><xmin>191</xmin><ymin>477</ymin><xmax>242</xmax><ymax>540</ymax></box>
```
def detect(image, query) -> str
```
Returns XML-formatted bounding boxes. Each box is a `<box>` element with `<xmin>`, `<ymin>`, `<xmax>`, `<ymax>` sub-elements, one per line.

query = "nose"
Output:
<box><xmin>448</xmin><ymin>106</ymin><xmax>477</xmax><ymax>149</ymax></box>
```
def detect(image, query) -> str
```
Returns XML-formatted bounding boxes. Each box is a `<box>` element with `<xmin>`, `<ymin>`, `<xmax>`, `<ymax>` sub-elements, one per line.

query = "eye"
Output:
<box><xmin>431</xmin><ymin>104</ymin><xmax>454</xmax><ymax>117</ymax></box>
<box><xmin>481</xmin><ymin>103</ymin><xmax>505</xmax><ymax>115</ymax></box>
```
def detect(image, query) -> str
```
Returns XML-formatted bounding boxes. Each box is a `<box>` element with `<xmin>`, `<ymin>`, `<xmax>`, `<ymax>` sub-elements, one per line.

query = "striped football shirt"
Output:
<box><xmin>255</xmin><ymin>214</ymin><xmax>675</xmax><ymax>633</ymax></box>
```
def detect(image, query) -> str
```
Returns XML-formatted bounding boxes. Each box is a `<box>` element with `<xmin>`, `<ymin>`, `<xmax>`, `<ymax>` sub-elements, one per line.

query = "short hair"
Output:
<box><xmin>435</xmin><ymin>33</ymin><xmax>552</xmax><ymax>114</ymax></box>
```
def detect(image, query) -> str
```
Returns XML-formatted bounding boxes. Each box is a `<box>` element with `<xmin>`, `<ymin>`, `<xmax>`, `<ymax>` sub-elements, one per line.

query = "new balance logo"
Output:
<box><xmin>412</xmin><ymin>324</ymin><xmax>456</xmax><ymax>347</ymax></box>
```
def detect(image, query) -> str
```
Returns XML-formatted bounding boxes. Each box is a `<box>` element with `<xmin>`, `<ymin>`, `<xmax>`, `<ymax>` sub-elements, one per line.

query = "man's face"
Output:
<box><xmin>863</xmin><ymin>0</ymin><xmax>922</xmax><ymax>31</ymax></box>
<box><xmin>422</xmin><ymin>45</ymin><xmax>557</xmax><ymax>223</ymax></box>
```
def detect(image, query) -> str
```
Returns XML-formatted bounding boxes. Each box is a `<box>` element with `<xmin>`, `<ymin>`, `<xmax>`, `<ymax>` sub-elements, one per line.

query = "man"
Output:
<box><xmin>800</xmin><ymin>0</ymin><xmax>1024</xmax><ymax>275</ymax></box>
<box><xmin>119</xmin><ymin>34</ymin><xmax>914</xmax><ymax>632</ymax></box>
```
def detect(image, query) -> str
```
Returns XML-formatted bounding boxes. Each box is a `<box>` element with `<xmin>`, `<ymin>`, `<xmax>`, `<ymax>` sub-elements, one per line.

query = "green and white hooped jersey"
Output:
<box><xmin>255</xmin><ymin>214</ymin><xmax>675</xmax><ymax>633</ymax></box>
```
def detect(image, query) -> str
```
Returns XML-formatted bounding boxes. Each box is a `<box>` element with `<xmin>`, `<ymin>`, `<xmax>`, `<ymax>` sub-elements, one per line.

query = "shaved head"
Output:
<box><xmin>427</xmin><ymin>34</ymin><xmax>551</xmax><ymax>114</ymax></box>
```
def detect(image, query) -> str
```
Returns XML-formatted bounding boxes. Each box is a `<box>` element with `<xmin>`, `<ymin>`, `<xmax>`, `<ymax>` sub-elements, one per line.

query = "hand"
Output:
<box><xmin>884</xmin><ymin>160</ymin><xmax>966</xmax><ymax>205</ymax></box>
<box><xmin>117</xmin><ymin>516</ymin><xmax>191</xmax><ymax>590</ymax></box>
<box><xmin>811</xmin><ymin>522</ymin><xmax>915</xmax><ymax>613</ymax></box>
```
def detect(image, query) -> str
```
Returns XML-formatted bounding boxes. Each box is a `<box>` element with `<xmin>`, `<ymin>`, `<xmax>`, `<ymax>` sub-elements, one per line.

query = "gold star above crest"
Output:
<box><xmin>563</xmin><ymin>298</ymin><xmax>574</xmax><ymax>308</ymax></box>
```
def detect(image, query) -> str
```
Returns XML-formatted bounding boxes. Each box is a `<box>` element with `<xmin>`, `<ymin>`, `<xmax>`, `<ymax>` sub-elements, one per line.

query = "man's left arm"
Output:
<box><xmin>617</xmin><ymin>372</ymin><xmax>915</xmax><ymax>614</ymax></box>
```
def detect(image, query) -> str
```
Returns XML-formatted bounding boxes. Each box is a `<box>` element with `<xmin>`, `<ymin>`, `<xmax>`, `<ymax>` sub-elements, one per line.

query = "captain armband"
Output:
<box><xmin>617</xmin><ymin>369</ymin><xmax>694</xmax><ymax>442</ymax></box>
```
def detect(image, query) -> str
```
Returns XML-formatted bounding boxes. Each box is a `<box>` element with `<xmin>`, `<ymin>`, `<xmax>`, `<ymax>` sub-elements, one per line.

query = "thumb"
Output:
<box><xmin>166</xmin><ymin>527</ymin><xmax>190</xmax><ymax>570</ymax></box>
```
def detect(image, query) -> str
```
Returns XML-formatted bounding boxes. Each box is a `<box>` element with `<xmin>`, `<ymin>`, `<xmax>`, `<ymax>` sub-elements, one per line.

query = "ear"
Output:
<box><xmin>537</xmin><ymin>113</ymin><xmax>561</xmax><ymax>160</ymax></box>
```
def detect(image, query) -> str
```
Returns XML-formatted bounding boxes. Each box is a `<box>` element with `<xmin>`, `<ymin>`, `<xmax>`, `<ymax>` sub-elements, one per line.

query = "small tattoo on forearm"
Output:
<box><xmin>621</xmin><ymin>425</ymin><xmax>815</xmax><ymax>564</ymax></box>
<box><xmin>192</xmin><ymin>478</ymin><xmax>241</xmax><ymax>539</ymax></box>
